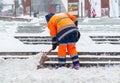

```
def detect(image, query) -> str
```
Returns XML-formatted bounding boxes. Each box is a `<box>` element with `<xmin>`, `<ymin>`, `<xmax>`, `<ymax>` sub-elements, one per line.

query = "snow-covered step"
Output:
<box><xmin>49</xmin><ymin>52</ymin><xmax>120</xmax><ymax>55</ymax></box>
<box><xmin>16</xmin><ymin>26</ymin><xmax>44</xmax><ymax>33</ymax></box>
<box><xmin>0</xmin><ymin>16</ymin><xmax>31</xmax><ymax>21</ymax></box>
<box><xmin>44</xmin><ymin>53</ymin><xmax>120</xmax><ymax>65</ymax></box>
<box><xmin>91</xmin><ymin>38</ymin><xmax>120</xmax><ymax>41</ymax></box>
<box><xmin>89</xmin><ymin>36</ymin><xmax>120</xmax><ymax>45</ymax></box>
<box><xmin>16</xmin><ymin>38</ymin><xmax>51</xmax><ymax>41</ymax></box>
<box><xmin>0</xmin><ymin>55</ymin><xmax>30</xmax><ymax>59</ymax></box>
<box><xmin>14</xmin><ymin>36</ymin><xmax>50</xmax><ymax>38</ymax></box>
<box><xmin>0</xmin><ymin>52</ymin><xmax>120</xmax><ymax>55</ymax></box>
<box><xmin>47</xmin><ymin>55</ymin><xmax>120</xmax><ymax>58</ymax></box>
<box><xmin>44</xmin><ymin>61</ymin><xmax>120</xmax><ymax>64</ymax></box>
<box><xmin>90</xmin><ymin>36</ymin><xmax>120</xmax><ymax>38</ymax></box>
<box><xmin>0</xmin><ymin>52</ymin><xmax>38</xmax><ymax>55</ymax></box>
<box><xmin>95</xmin><ymin>41</ymin><xmax>120</xmax><ymax>44</ymax></box>
<box><xmin>47</xmin><ymin>55</ymin><xmax>120</xmax><ymax>62</ymax></box>
<box><xmin>14</xmin><ymin>36</ymin><xmax>52</xmax><ymax>45</ymax></box>
<box><xmin>24</xmin><ymin>42</ymin><xmax>51</xmax><ymax>45</ymax></box>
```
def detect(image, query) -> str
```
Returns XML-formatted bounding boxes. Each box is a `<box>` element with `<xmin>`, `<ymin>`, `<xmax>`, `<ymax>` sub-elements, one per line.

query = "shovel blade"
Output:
<box><xmin>40</xmin><ymin>55</ymin><xmax>49</xmax><ymax>65</ymax></box>
<box><xmin>37</xmin><ymin>49</ymin><xmax>52</xmax><ymax>69</ymax></box>
<box><xmin>37</xmin><ymin>54</ymin><xmax>49</xmax><ymax>69</ymax></box>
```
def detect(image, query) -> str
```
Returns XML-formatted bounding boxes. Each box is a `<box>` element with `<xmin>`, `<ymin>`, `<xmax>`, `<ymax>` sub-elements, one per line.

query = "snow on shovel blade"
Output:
<box><xmin>37</xmin><ymin>54</ymin><xmax>48</xmax><ymax>69</ymax></box>
<box><xmin>37</xmin><ymin>49</ymin><xmax>52</xmax><ymax>69</ymax></box>
<box><xmin>40</xmin><ymin>54</ymin><xmax>49</xmax><ymax>65</ymax></box>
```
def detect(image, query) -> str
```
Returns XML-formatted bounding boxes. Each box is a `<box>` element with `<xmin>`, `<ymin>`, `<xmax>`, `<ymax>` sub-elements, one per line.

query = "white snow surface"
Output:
<box><xmin>0</xmin><ymin>17</ymin><xmax>120</xmax><ymax>83</ymax></box>
<box><xmin>1</xmin><ymin>54</ymin><xmax>120</xmax><ymax>83</ymax></box>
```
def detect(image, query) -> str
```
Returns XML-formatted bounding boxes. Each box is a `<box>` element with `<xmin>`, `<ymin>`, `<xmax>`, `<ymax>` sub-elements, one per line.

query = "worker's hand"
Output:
<box><xmin>52</xmin><ymin>36</ymin><xmax>57</xmax><ymax>50</ymax></box>
<box><xmin>52</xmin><ymin>43</ymin><xmax>57</xmax><ymax>50</ymax></box>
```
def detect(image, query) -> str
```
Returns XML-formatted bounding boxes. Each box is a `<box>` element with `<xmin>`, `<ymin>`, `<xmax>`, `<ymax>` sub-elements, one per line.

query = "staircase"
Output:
<box><xmin>44</xmin><ymin>52</ymin><xmax>120</xmax><ymax>67</ymax></box>
<box><xmin>1</xmin><ymin>18</ymin><xmax>120</xmax><ymax>67</ymax></box>
<box><xmin>13</xmin><ymin>35</ymin><xmax>120</xmax><ymax>66</ymax></box>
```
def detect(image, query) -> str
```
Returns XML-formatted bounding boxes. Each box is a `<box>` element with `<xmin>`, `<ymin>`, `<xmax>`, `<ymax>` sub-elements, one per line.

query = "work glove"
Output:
<box><xmin>52</xmin><ymin>36</ymin><xmax>58</xmax><ymax>50</ymax></box>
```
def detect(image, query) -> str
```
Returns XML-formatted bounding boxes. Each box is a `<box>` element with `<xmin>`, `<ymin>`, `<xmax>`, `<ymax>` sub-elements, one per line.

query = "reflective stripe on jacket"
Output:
<box><xmin>47</xmin><ymin>13</ymin><xmax>77</xmax><ymax>37</ymax></box>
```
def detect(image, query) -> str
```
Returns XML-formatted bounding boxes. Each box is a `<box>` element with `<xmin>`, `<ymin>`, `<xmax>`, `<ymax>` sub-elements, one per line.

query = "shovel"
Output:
<box><xmin>37</xmin><ymin>49</ymin><xmax>52</xmax><ymax>69</ymax></box>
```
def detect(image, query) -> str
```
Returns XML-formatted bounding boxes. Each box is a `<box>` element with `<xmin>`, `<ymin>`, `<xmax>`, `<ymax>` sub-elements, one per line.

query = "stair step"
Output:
<box><xmin>47</xmin><ymin>55</ymin><xmax>120</xmax><ymax>58</ymax></box>
<box><xmin>0</xmin><ymin>55</ymin><xmax>30</xmax><ymax>59</ymax></box>
<box><xmin>45</xmin><ymin>61</ymin><xmax>120</xmax><ymax>64</ymax></box>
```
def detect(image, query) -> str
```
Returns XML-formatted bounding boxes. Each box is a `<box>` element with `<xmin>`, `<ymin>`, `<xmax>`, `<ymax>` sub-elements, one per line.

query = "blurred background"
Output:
<box><xmin>0</xmin><ymin>0</ymin><xmax>120</xmax><ymax>18</ymax></box>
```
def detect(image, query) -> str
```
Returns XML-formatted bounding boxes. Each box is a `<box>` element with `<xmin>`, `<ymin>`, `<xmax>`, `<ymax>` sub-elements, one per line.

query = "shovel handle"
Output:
<box><xmin>45</xmin><ymin>49</ymin><xmax>53</xmax><ymax>55</ymax></box>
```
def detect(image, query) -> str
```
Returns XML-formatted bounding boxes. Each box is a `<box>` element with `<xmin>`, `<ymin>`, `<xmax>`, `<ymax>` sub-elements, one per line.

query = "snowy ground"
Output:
<box><xmin>0</xmin><ymin>17</ymin><xmax>120</xmax><ymax>83</ymax></box>
<box><xmin>1</xmin><ymin>54</ymin><xmax>120</xmax><ymax>83</ymax></box>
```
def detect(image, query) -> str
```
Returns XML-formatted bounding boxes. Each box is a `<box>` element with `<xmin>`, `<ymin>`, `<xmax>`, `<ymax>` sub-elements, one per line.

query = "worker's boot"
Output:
<box><xmin>71</xmin><ymin>54</ymin><xmax>80</xmax><ymax>70</ymax></box>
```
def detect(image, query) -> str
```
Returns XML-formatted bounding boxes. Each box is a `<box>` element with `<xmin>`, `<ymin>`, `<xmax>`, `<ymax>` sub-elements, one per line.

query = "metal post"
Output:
<box><xmin>14</xmin><ymin>0</ymin><xmax>16</xmax><ymax>16</ymax></box>
<box><xmin>23</xmin><ymin>0</ymin><xmax>26</xmax><ymax>16</ymax></box>
<box><xmin>30</xmin><ymin>0</ymin><xmax>31</xmax><ymax>16</ymax></box>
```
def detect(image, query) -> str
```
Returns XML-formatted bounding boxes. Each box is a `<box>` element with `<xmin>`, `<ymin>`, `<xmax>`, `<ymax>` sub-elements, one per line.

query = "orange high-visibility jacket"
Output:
<box><xmin>47</xmin><ymin>13</ymin><xmax>77</xmax><ymax>37</ymax></box>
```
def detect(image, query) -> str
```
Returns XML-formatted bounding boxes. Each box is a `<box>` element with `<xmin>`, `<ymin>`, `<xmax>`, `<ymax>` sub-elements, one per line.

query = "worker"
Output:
<box><xmin>45</xmin><ymin>12</ymin><xmax>80</xmax><ymax>69</ymax></box>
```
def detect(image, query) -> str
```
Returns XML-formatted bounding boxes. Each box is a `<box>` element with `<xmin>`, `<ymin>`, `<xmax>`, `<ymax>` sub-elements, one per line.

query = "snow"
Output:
<box><xmin>1</xmin><ymin>55</ymin><xmax>120</xmax><ymax>83</ymax></box>
<box><xmin>2</xmin><ymin>0</ymin><xmax>14</xmax><ymax>4</ymax></box>
<box><xmin>0</xmin><ymin>17</ymin><xmax>120</xmax><ymax>83</ymax></box>
<box><xmin>1</xmin><ymin>54</ymin><xmax>120</xmax><ymax>83</ymax></box>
